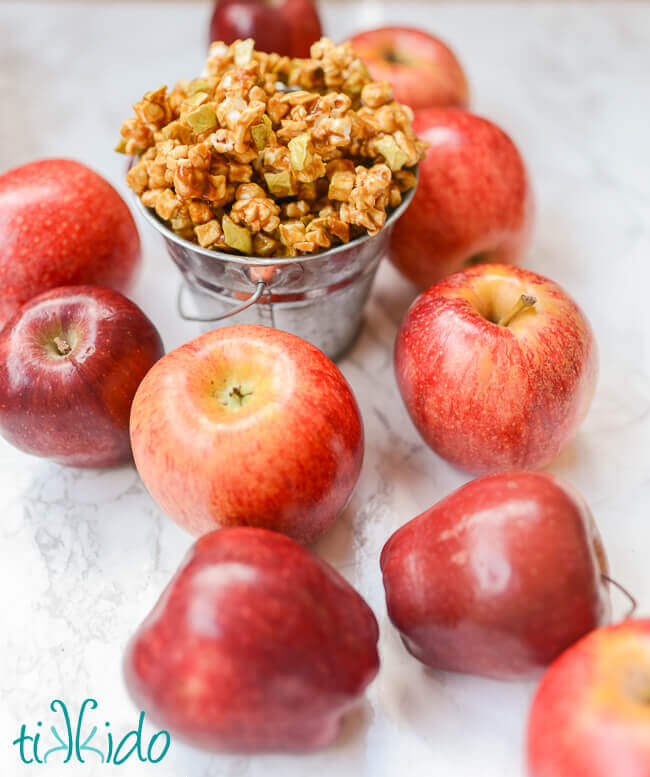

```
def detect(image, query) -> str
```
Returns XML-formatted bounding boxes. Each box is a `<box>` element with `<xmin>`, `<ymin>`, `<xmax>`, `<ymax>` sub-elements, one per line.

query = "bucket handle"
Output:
<box><xmin>177</xmin><ymin>279</ymin><xmax>267</xmax><ymax>322</ymax></box>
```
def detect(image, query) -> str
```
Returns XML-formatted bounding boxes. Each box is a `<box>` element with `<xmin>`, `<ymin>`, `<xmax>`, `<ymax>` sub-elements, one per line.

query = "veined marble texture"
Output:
<box><xmin>1</xmin><ymin>2</ymin><xmax>649</xmax><ymax>776</ymax></box>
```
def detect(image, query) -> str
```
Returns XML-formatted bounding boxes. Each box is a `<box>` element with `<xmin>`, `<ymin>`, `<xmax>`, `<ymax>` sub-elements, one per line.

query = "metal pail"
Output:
<box><xmin>134</xmin><ymin>182</ymin><xmax>416</xmax><ymax>360</ymax></box>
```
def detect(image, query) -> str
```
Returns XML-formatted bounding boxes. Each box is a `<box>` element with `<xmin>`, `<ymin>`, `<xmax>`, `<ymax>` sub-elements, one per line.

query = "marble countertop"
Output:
<box><xmin>1</xmin><ymin>2</ymin><xmax>649</xmax><ymax>775</ymax></box>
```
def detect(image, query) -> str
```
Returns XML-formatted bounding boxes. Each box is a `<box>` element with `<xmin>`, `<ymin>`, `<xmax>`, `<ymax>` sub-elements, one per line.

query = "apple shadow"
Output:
<box><xmin>16</xmin><ymin>454</ymin><xmax>142</xmax><ymax>513</ymax></box>
<box><xmin>313</xmin><ymin>434</ymin><xmax>465</xmax><ymax>604</ymax></box>
<box><xmin>312</xmin><ymin>503</ymin><xmax>356</xmax><ymax>571</ymax></box>
<box><xmin>376</xmin><ymin>640</ymin><xmax>537</xmax><ymax>753</ymax></box>
<box><xmin>333</xmin><ymin>700</ymin><xmax>373</xmax><ymax>751</ymax></box>
<box><xmin>544</xmin><ymin>438</ymin><xmax>580</xmax><ymax>474</ymax></box>
<box><xmin>169</xmin><ymin>701</ymin><xmax>373</xmax><ymax>775</ymax></box>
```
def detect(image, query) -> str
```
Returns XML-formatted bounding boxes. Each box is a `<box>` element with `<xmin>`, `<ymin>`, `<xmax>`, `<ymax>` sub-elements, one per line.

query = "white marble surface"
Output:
<box><xmin>1</xmin><ymin>2</ymin><xmax>650</xmax><ymax>775</ymax></box>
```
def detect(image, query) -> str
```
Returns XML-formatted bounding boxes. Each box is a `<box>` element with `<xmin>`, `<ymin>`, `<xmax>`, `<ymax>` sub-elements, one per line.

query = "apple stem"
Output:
<box><xmin>497</xmin><ymin>294</ymin><xmax>537</xmax><ymax>327</ymax></box>
<box><xmin>229</xmin><ymin>385</ymin><xmax>252</xmax><ymax>405</ymax></box>
<box><xmin>602</xmin><ymin>574</ymin><xmax>638</xmax><ymax>619</ymax></box>
<box><xmin>53</xmin><ymin>336</ymin><xmax>72</xmax><ymax>356</ymax></box>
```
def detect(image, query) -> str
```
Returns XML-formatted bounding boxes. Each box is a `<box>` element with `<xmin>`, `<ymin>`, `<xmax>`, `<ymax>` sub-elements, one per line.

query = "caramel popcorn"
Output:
<box><xmin>118</xmin><ymin>38</ymin><xmax>425</xmax><ymax>256</ymax></box>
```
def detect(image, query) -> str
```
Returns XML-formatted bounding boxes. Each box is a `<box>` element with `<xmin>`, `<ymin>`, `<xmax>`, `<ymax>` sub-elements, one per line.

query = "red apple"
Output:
<box><xmin>389</xmin><ymin>109</ymin><xmax>534</xmax><ymax>288</ymax></box>
<box><xmin>0</xmin><ymin>286</ymin><xmax>163</xmax><ymax>467</ymax></box>
<box><xmin>130</xmin><ymin>324</ymin><xmax>363</xmax><ymax>544</ymax></box>
<box><xmin>0</xmin><ymin>159</ymin><xmax>141</xmax><ymax>329</ymax></box>
<box><xmin>395</xmin><ymin>264</ymin><xmax>598</xmax><ymax>474</ymax></box>
<box><xmin>124</xmin><ymin>526</ymin><xmax>380</xmax><ymax>753</ymax></box>
<box><xmin>527</xmin><ymin>619</ymin><xmax>650</xmax><ymax>777</ymax></box>
<box><xmin>381</xmin><ymin>470</ymin><xmax>611</xmax><ymax>680</ymax></box>
<box><xmin>209</xmin><ymin>0</ymin><xmax>322</xmax><ymax>58</ymax></box>
<box><xmin>349</xmin><ymin>27</ymin><xmax>469</xmax><ymax>111</ymax></box>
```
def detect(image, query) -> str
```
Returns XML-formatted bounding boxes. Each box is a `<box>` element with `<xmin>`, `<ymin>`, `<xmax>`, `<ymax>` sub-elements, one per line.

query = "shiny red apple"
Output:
<box><xmin>0</xmin><ymin>159</ymin><xmax>141</xmax><ymax>328</ymax></box>
<box><xmin>395</xmin><ymin>264</ymin><xmax>598</xmax><ymax>474</ymax></box>
<box><xmin>209</xmin><ymin>0</ymin><xmax>322</xmax><ymax>58</ymax></box>
<box><xmin>349</xmin><ymin>27</ymin><xmax>469</xmax><ymax>111</ymax></box>
<box><xmin>389</xmin><ymin>109</ymin><xmax>534</xmax><ymax>288</ymax></box>
<box><xmin>381</xmin><ymin>470</ymin><xmax>611</xmax><ymax>680</ymax></box>
<box><xmin>124</xmin><ymin>526</ymin><xmax>380</xmax><ymax>753</ymax></box>
<box><xmin>130</xmin><ymin>324</ymin><xmax>363</xmax><ymax>544</ymax></box>
<box><xmin>0</xmin><ymin>286</ymin><xmax>163</xmax><ymax>467</ymax></box>
<box><xmin>528</xmin><ymin>619</ymin><xmax>650</xmax><ymax>777</ymax></box>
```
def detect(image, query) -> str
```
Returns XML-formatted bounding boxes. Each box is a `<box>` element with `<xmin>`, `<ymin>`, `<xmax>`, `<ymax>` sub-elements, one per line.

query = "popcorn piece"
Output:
<box><xmin>228</xmin><ymin>163</ymin><xmax>253</xmax><ymax>183</ymax></box>
<box><xmin>133</xmin><ymin>86</ymin><xmax>172</xmax><ymax>128</ymax></box>
<box><xmin>173</xmin><ymin>163</ymin><xmax>207</xmax><ymax>199</ymax></box>
<box><xmin>325</xmin><ymin>213</ymin><xmax>351</xmax><ymax>243</ymax></box>
<box><xmin>120</xmin><ymin>117</ymin><xmax>154</xmax><ymax>154</ymax></box>
<box><xmin>188</xmin><ymin>142</ymin><xmax>212</xmax><ymax>170</ymax></box>
<box><xmin>279</xmin><ymin>220</ymin><xmax>306</xmax><ymax>247</ymax></box>
<box><xmin>328</xmin><ymin>170</ymin><xmax>355</xmax><ymax>201</ymax></box>
<box><xmin>340</xmin><ymin>164</ymin><xmax>392</xmax><ymax>234</ymax></box>
<box><xmin>300</xmin><ymin>218</ymin><xmax>331</xmax><ymax>250</ymax></box>
<box><xmin>188</xmin><ymin>199</ymin><xmax>214</xmax><ymax>224</ymax></box>
<box><xmin>361</xmin><ymin>81</ymin><xmax>393</xmax><ymax>109</ymax></box>
<box><xmin>231</xmin><ymin>187</ymin><xmax>281</xmax><ymax>234</ymax></box>
<box><xmin>195</xmin><ymin>219</ymin><xmax>224</xmax><ymax>248</ymax></box>
<box><xmin>283</xmin><ymin>200</ymin><xmax>311</xmax><ymax>218</ymax></box>
<box><xmin>126</xmin><ymin>160</ymin><xmax>149</xmax><ymax>195</ymax></box>
<box><xmin>141</xmin><ymin>188</ymin><xmax>181</xmax><ymax>221</ymax></box>
<box><xmin>393</xmin><ymin>168</ymin><xmax>418</xmax><ymax>192</ymax></box>
<box><xmin>236</xmin><ymin>183</ymin><xmax>266</xmax><ymax>200</ymax></box>
<box><xmin>234</xmin><ymin>39</ymin><xmax>255</xmax><ymax>67</ymax></box>
<box><xmin>389</xmin><ymin>184</ymin><xmax>402</xmax><ymax>208</ymax></box>
<box><xmin>326</xmin><ymin>158</ymin><xmax>355</xmax><ymax>178</ymax></box>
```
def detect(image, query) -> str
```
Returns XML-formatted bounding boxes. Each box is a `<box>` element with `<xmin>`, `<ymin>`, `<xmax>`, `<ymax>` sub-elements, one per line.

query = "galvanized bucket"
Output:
<box><xmin>134</xmin><ymin>182</ymin><xmax>415</xmax><ymax>360</ymax></box>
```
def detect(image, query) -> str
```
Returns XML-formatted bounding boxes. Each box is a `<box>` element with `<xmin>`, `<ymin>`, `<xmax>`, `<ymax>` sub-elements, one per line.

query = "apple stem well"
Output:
<box><xmin>623</xmin><ymin>666</ymin><xmax>650</xmax><ymax>706</ymax></box>
<box><xmin>53</xmin><ymin>336</ymin><xmax>72</xmax><ymax>356</ymax></box>
<box><xmin>497</xmin><ymin>294</ymin><xmax>537</xmax><ymax>328</ymax></box>
<box><xmin>383</xmin><ymin>48</ymin><xmax>410</xmax><ymax>65</ymax></box>
<box><xmin>602</xmin><ymin>573</ymin><xmax>638</xmax><ymax>619</ymax></box>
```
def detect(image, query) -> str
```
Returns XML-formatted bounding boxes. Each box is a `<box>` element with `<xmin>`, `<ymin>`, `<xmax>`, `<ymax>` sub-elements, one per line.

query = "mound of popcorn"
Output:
<box><xmin>119</xmin><ymin>38</ymin><xmax>426</xmax><ymax>257</ymax></box>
